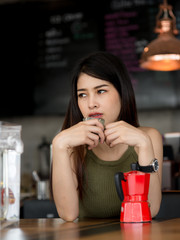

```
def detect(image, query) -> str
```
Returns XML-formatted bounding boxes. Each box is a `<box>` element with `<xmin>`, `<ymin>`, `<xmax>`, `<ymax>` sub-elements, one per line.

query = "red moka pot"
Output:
<box><xmin>115</xmin><ymin>166</ymin><xmax>152</xmax><ymax>223</ymax></box>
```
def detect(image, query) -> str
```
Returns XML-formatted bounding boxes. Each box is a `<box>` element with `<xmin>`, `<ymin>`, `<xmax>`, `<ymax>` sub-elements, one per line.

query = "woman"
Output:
<box><xmin>52</xmin><ymin>51</ymin><xmax>163</xmax><ymax>221</ymax></box>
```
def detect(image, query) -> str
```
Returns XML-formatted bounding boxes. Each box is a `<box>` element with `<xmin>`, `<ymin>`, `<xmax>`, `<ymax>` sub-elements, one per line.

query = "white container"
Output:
<box><xmin>0</xmin><ymin>122</ymin><xmax>23</xmax><ymax>222</ymax></box>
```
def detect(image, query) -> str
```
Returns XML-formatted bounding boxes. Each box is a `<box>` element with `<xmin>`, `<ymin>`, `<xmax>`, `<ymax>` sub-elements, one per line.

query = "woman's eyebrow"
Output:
<box><xmin>77</xmin><ymin>84</ymin><xmax>109</xmax><ymax>92</ymax></box>
<box><xmin>94</xmin><ymin>84</ymin><xmax>109</xmax><ymax>89</ymax></box>
<box><xmin>77</xmin><ymin>88</ymin><xmax>86</xmax><ymax>92</ymax></box>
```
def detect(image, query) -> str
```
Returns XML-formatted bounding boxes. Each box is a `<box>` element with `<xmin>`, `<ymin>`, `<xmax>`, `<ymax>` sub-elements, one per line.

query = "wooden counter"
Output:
<box><xmin>1</xmin><ymin>218</ymin><xmax>180</xmax><ymax>240</ymax></box>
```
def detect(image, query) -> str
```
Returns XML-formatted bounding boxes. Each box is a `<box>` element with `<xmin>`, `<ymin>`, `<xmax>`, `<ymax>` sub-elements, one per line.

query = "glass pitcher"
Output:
<box><xmin>0</xmin><ymin>121</ymin><xmax>23</xmax><ymax>221</ymax></box>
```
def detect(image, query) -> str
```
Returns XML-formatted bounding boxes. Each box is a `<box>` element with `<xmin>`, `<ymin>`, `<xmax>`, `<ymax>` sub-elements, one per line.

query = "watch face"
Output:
<box><xmin>153</xmin><ymin>159</ymin><xmax>159</xmax><ymax>171</ymax></box>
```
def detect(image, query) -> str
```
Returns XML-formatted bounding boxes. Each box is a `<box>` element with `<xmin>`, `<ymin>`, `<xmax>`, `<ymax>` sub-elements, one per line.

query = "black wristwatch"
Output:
<box><xmin>133</xmin><ymin>158</ymin><xmax>159</xmax><ymax>173</ymax></box>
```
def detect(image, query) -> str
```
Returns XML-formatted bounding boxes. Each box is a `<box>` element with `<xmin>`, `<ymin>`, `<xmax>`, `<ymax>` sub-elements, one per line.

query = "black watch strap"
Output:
<box><xmin>136</xmin><ymin>162</ymin><xmax>155</xmax><ymax>173</ymax></box>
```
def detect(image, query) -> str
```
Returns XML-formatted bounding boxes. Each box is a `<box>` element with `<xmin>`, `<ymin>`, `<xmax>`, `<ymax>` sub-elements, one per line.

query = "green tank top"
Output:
<box><xmin>79</xmin><ymin>146</ymin><xmax>138</xmax><ymax>218</ymax></box>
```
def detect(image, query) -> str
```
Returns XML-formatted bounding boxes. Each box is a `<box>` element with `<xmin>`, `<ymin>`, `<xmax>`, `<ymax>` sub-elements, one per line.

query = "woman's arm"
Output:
<box><xmin>52</xmin><ymin>119</ymin><xmax>105</xmax><ymax>221</ymax></box>
<box><xmin>139</xmin><ymin>127</ymin><xmax>163</xmax><ymax>218</ymax></box>
<box><xmin>52</xmin><ymin>146</ymin><xmax>79</xmax><ymax>221</ymax></box>
<box><xmin>104</xmin><ymin>121</ymin><xmax>163</xmax><ymax>217</ymax></box>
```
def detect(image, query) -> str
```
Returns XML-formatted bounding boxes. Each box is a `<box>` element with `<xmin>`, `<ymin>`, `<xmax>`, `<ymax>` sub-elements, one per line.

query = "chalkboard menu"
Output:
<box><xmin>0</xmin><ymin>0</ymin><xmax>179</xmax><ymax>116</ymax></box>
<box><xmin>34</xmin><ymin>7</ymin><xmax>100</xmax><ymax>114</ymax></box>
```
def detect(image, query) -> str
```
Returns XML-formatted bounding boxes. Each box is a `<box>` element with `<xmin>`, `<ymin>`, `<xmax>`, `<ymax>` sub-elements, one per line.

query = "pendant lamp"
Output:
<box><xmin>140</xmin><ymin>0</ymin><xmax>180</xmax><ymax>71</ymax></box>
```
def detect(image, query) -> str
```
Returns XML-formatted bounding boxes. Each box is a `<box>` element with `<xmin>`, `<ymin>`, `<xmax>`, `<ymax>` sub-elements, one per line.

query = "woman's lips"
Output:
<box><xmin>88</xmin><ymin>113</ymin><xmax>103</xmax><ymax>118</ymax></box>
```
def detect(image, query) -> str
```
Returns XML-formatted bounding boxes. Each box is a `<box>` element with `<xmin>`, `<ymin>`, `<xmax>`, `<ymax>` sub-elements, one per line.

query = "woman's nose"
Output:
<box><xmin>88</xmin><ymin>95</ymin><xmax>99</xmax><ymax>109</ymax></box>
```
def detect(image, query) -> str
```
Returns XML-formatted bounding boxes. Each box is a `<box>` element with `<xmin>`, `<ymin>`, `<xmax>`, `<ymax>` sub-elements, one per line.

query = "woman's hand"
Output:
<box><xmin>104</xmin><ymin>120</ymin><xmax>157</xmax><ymax>166</ymax></box>
<box><xmin>53</xmin><ymin>119</ymin><xmax>105</xmax><ymax>151</ymax></box>
<box><xmin>104</xmin><ymin>120</ymin><xmax>149</xmax><ymax>148</ymax></box>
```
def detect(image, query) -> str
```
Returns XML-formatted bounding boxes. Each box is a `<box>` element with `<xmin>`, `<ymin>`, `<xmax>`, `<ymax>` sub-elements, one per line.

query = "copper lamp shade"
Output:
<box><xmin>140</xmin><ymin>0</ymin><xmax>180</xmax><ymax>71</ymax></box>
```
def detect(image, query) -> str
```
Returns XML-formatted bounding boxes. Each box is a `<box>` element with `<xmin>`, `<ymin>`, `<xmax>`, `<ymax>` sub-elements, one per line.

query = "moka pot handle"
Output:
<box><xmin>114</xmin><ymin>172</ymin><xmax>126</xmax><ymax>201</ymax></box>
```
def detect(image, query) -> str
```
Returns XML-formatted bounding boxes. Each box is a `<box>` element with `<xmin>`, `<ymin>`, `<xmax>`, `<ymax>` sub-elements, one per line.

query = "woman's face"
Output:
<box><xmin>77</xmin><ymin>73</ymin><xmax>121</xmax><ymax>125</ymax></box>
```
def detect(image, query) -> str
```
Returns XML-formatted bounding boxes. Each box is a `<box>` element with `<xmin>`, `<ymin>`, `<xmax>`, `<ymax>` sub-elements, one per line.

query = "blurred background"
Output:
<box><xmin>0</xmin><ymin>0</ymin><xmax>179</xmax><ymax>195</ymax></box>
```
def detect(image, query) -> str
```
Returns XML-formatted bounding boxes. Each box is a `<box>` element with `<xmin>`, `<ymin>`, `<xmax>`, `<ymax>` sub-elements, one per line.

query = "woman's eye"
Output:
<box><xmin>98</xmin><ymin>89</ymin><xmax>106</xmax><ymax>94</ymax></box>
<box><xmin>78</xmin><ymin>93</ymin><xmax>87</xmax><ymax>98</ymax></box>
